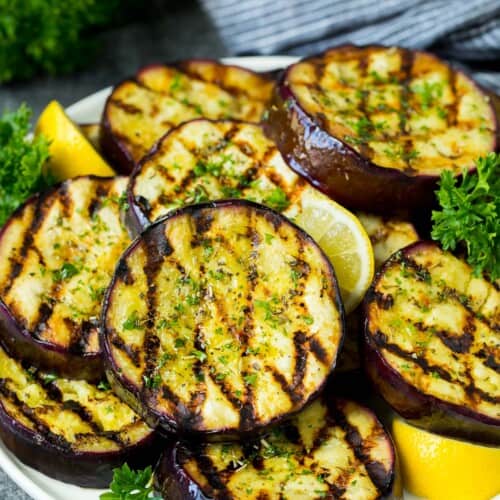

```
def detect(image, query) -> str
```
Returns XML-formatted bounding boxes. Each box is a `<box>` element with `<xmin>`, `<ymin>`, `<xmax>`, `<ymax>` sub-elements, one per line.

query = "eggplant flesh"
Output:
<box><xmin>154</xmin><ymin>396</ymin><xmax>401</xmax><ymax>500</ymax></box>
<box><xmin>0</xmin><ymin>176</ymin><xmax>130</xmax><ymax>381</ymax></box>
<box><xmin>364</xmin><ymin>241</ymin><xmax>500</xmax><ymax>444</ymax></box>
<box><xmin>102</xmin><ymin>200</ymin><xmax>344</xmax><ymax>437</ymax></box>
<box><xmin>264</xmin><ymin>45</ymin><xmax>497</xmax><ymax>213</ymax></box>
<box><xmin>0</xmin><ymin>342</ymin><xmax>159</xmax><ymax>487</ymax></box>
<box><xmin>100</xmin><ymin>60</ymin><xmax>273</xmax><ymax>173</ymax></box>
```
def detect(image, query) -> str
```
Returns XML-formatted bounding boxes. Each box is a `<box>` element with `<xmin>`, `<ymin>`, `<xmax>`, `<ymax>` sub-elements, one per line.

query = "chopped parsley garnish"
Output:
<box><xmin>122</xmin><ymin>311</ymin><xmax>142</xmax><ymax>330</ymax></box>
<box><xmin>41</xmin><ymin>373</ymin><xmax>57</xmax><ymax>384</ymax></box>
<box><xmin>143</xmin><ymin>374</ymin><xmax>161</xmax><ymax>389</ymax></box>
<box><xmin>413</xmin><ymin>81</ymin><xmax>443</xmax><ymax>110</ymax></box>
<box><xmin>52</xmin><ymin>262</ymin><xmax>81</xmax><ymax>282</ymax></box>
<box><xmin>97</xmin><ymin>380</ymin><xmax>111</xmax><ymax>391</ymax></box>
<box><xmin>0</xmin><ymin>104</ymin><xmax>51</xmax><ymax>227</ymax></box>
<box><xmin>191</xmin><ymin>349</ymin><xmax>207</xmax><ymax>362</ymax></box>
<box><xmin>431</xmin><ymin>153</ymin><xmax>499</xmax><ymax>280</ymax></box>
<box><xmin>100</xmin><ymin>464</ymin><xmax>161</xmax><ymax>500</ymax></box>
<box><xmin>264</xmin><ymin>187</ymin><xmax>289</xmax><ymax>211</ymax></box>
<box><xmin>244</xmin><ymin>373</ymin><xmax>257</xmax><ymax>386</ymax></box>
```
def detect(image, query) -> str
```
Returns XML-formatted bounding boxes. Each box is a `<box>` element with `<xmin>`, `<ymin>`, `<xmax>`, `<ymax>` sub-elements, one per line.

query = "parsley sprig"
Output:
<box><xmin>431</xmin><ymin>153</ymin><xmax>499</xmax><ymax>280</ymax></box>
<box><xmin>100</xmin><ymin>464</ymin><xmax>161</xmax><ymax>500</ymax></box>
<box><xmin>0</xmin><ymin>104</ymin><xmax>51</xmax><ymax>226</ymax></box>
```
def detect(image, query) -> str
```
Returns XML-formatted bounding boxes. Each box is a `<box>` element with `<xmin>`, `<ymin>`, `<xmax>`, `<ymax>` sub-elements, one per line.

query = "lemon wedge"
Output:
<box><xmin>36</xmin><ymin>101</ymin><xmax>115</xmax><ymax>181</ymax></box>
<box><xmin>291</xmin><ymin>187</ymin><xmax>374</xmax><ymax>313</ymax></box>
<box><xmin>392</xmin><ymin>417</ymin><xmax>500</xmax><ymax>500</ymax></box>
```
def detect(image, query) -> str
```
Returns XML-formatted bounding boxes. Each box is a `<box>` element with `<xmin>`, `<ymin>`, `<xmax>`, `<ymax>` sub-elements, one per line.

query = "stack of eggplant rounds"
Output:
<box><xmin>0</xmin><ymin>177</ymin><xmax>162</xmax><ymax>486</ymax></box>
<box><xmin>0</xmin><ymin>47</ymin><xmax>496</xmax><ymax>497</ymax></box>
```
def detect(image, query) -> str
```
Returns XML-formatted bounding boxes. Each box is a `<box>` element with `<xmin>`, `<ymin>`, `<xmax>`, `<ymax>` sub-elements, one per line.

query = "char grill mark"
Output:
<box><xmin>330</xmin><ymin>402</ymin><xmax>388</xmax><ymax>493</ymax></box>
<box><xmin>447</xmin><ymin>65</ymin><xmax>458</xmax><ymax>128</ymax></box>
<box><xmin>399</xmin><ymin>48</ymin><xmax>416</xmax><ymax>171</ymax></box>
<box><xmin>115</xmin><ymin>260</ymin><xmax>135</xmax><ymax>286</ymax></box>
<box><xmin>2</xmin><ymin>192</ymin><xmax>49</xmax><ymax>297</ymax></box>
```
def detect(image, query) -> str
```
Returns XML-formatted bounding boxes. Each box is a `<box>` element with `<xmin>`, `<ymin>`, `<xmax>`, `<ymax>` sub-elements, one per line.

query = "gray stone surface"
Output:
<box><xmin>0</xmin><ymin>2</ymin><xmax>224</xmax><ymax>498</ymax></box>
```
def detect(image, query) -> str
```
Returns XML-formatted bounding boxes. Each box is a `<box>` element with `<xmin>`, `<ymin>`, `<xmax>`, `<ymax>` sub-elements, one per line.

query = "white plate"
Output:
<box><xmin>0</xmin><ymin>55</ymin><xmax>493</xmax><ymax>500</ymax></box>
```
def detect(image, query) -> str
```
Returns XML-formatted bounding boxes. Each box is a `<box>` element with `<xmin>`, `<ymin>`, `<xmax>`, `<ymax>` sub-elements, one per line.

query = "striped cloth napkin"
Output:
<box><xmin>201</xmin><ymin>0</ymin><xmax>500</xmax><ymax>92</ymax></box>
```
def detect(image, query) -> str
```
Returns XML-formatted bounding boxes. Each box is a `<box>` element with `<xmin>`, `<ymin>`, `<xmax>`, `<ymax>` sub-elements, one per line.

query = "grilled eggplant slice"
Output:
<box><xmin>357</xmin><ymin>213</ymin><xmax>419</xmax><ymax>269</ymax></box>
<box><xmin>265</xmin><ymin>45</ymin><xmax>497</xmax><ymax>213</ymax></box>
<box><xmin>364</xmin><ymin>241</ymin><xmax>500</xmax><ymax>444</ymax></box>
<box><xmin>102</xmin><ymin>200</ymin><xmax>344</xmax><ymax>437</ymax></box>
<box><xmin>0</xmin><ymin>342</ymin><xmax>160</xmax><ymax>487</ymax></box>
<box><xmin>80</xmin><ymin>123</ymin><xmax>102</xmax><ymax>152</ymax></box>
<box><xmin>0</xmin><ymin>176</ymin><xmax>131</xmax><ymax>381</ymax></box>
<box><xmin>101</xmin><ymin>60</ymin><xmax>274</xmax><ymax>173</ymax></box>
<box><xmin>154</xmin><ymin>396</ymin><xmax>401</xmax><ymax>499</ymax></box>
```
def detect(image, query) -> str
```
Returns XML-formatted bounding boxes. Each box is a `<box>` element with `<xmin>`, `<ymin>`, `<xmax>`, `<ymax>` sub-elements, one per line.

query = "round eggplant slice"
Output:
<box><xmin>154</xmin><ymin>396</ymin><xmax>401</xmax><ymax>499</ymax></box>
<box><xmin>364</xmin><ymin>241</ymin><xmax>500</xmax><ymax>444</ymax></box>
<box><xmin>102</xmin><ymin>200</ymin><xmax>344</xmax><ymax>437</ymax></box>
<box><xmin>0</xmin><ymin>176</ymin><xmax>131</xmax><ymax>381</ymax></box>
<box><xmin>0</xmin><ymin>343</ymin><xmax>160</xmax><ymax>487</ymax></box>
<box><xmin>264</xmin><ymin>45</ymin><xmax>497</xmax><ymax>213</ymax></box>
<box><xmin>101</xmin><ymin>60</ymin><xmax>274</xmax><ymax>173</ymax></box>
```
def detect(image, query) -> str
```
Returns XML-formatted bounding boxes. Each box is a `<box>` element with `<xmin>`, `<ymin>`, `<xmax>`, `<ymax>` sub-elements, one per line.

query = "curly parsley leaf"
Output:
<box><xmin>431</xmin><ymin>153</ymin><xmax>499</xmax><ymax>280</ymax></box>
<box><xmin>100</xmin><ymin>464</ymin><xmax>162</xmax><ymax>500</ymax></box>
<box><xmin>0</xmin><ymin>104</ymin><xmax>51</xmax><ymax>226</ymax></box>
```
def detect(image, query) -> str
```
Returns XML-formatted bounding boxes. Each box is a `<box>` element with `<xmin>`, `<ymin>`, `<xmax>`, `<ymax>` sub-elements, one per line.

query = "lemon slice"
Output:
<box><xmin>392</xmin><ymin>417</ymin><xmax>500</xmax><ymax>500</ymax></box>
<box><xmin>36</xmin><ymin>101</ymin><xmax>115</xmax><ymax>181</ymax></box>
<box><xmin>291</xmin><ymin>187</ymin><xmax>374</xmax><ymax>313</ymax></box>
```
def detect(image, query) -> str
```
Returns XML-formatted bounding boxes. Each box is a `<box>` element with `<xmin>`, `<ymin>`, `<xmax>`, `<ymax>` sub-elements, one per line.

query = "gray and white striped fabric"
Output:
<box><xmin>201</xmin><ymin>0</ymin><xmax>500</xmax><ymax>92</ymax></box>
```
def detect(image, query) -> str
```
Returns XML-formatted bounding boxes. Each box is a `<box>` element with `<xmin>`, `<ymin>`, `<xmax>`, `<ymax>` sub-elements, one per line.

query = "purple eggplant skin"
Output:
<box><xmin>263</xmin><ymin>46</ymin><xmax>498</xmax><ymax>215</ymax></box>
<box><xmin>154</xmin><ymin>443</ymin><xmax>211</xmax><ymax>500</ymax></box>
<box><xmin>363</xmin><ymin>332</ymin><xmax>500</xmax><ymax>445</ymax></box>
<box><xmin>0</xmin><ymin>400</ymin><xmax>164</xmax><ymax>488</ymax></box>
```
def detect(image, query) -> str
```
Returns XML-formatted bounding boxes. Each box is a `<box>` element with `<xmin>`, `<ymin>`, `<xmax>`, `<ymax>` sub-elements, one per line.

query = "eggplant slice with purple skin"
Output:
<box><xmin>264</xmin><ymin>45</ymin><xmax>497</xmax><ymax>214</ymax></box>
<box><xmin>0</xmin><ymin>176</ymin><xmax>131</xmax><ymax>381</ymax></box>
<box><xmin>364</xmin><ymin>241</ymin><xmax>500</xmax><ymax>444</ymax></box>
<box><xmin>0</xmin><ymin>342</ymin><xmax>160</xmax><ymax>488</ymax></box>
<box><xmin>154</xmin><ymin>395</ymin><xmax>401</xmax><ymax>499</ymax></box>
<box><xmin>100</xmin><ymin>60</ymin><xmax>274</xmax><ymax>173</ymax></box>
<box><xmin>101</xmin><ymin>200</ymin><xmax>344</xmax><ymax>438</ymax></box>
